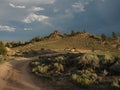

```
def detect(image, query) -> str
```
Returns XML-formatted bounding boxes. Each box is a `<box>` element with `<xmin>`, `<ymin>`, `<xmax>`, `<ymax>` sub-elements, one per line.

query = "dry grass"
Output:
<box><xmin>14</xmin><ymin>33</ymin><xmax>120</xmax><ymax>57</ymax></box>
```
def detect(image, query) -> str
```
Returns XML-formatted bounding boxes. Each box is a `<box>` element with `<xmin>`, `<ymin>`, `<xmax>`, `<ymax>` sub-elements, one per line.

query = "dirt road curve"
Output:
<box><xmin>0</xmin><ymin>58</ymin><xmax>42</xmax><ymax>90</ymax></box>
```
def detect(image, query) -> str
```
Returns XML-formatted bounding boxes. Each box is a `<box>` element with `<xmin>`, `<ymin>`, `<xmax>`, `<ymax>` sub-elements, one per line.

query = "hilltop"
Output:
<box><xmin>7</xmin><ymin>30</ymin><xmax>120</xmax><ymax>56</ymax></box>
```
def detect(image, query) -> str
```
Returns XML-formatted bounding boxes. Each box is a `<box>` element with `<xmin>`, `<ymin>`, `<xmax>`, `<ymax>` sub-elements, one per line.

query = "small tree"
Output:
<box><xmin>112</xmin><ymin>32</ymin><xmax>117</xmax><ymax>38</ymax></box>
<box><xmin>81</xmin><ymin>29</ymin><xmax>86</xmax><ymax>33</ymax></box>
<box><xmin>30</xmin><ymin>36</ymin><xmax>41</xmax><ymax>43</ymax></box>
<box><xmin>101</xmin><ymin>33</ymin><xmax>107</xmax><ymax>41</ymax></box>
<box><xmin>0</xmin><ymin>41</ymin><xmax>7</xmax><ymax>55</ymax></box>
<box><xmin>71</xmin><ymin>30</ymin><xmax>76</xmax><ymax>36</ymax></box>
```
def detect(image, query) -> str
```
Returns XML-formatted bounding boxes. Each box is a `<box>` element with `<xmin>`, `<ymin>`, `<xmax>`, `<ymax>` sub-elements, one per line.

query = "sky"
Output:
<box><xmin>0</xmin><ymin>0</ymin><xmax>120</xmax><ymax>41</ymax></box>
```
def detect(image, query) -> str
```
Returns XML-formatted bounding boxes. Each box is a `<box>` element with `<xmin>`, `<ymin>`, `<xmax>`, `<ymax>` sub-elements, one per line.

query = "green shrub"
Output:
<box><xmin>6</xmin><ymin>41</ymin><xmax>25</xmax><ymax>48</ymax></box>
<box><xmin>32</xmin><ymin>67</ymin><xmax>38</xmax><ymax>73</ymax></box>
<box><xmin>54</xmin><ymin>63</ymin><xmax>64</xmax><ymax>72</ymax></box>
<box><xmin>31</xmin><ymin>61</ymin><xmax>41</xmax><ymax>66</ymax></box>
<box><xmin>0</xmin><ymin>41</ymin><xmax>7</xmax><ymax>55</ymax></box>
<box><xmin>82</xmin><ymin>70</ymin><xmax>97</xmax><ymax>82</ymax></box>
<box><xmin>98</xmin><ymin>54</ymin><xmax>116</xmax><ymax>71</ymax></box>
<box><xmin>79</xmin><ymin>54</ymin><xmax>99</xmax><ymax>69</ymax></box>
<box><xmin>30</xmin><ymin>53</ymin><xmax>120</xmax><ymax>89</ymax></box>
<box><xmin>111</xmin><ymin>79</ymin><xmax>120</xmax><ymax>89</ymax></box>
<box><xmin>72</xmin><ymin>74</ymin><xmax>77</xmax><ymax>80</ymax></box>
<box><xmin>39</xmin><ymin>57</ymin><xmax>52</xmax><ymax>65</ymax></box>
<box><xmin>71</xmin><ymin>70</ymin><xmax>98</xmax><ymax>87</ymax></box>
<box><xmin>102</xmin><ymin>69</ymin><xmax>108</xmax><ymax>76</ymax></box>
<box><xmin>101</xmin><ymin>33</ymin><xmax>107</xmax><ymax>41</ymax></box>
<box><xmin>77</xmin><ymin>77</ymin><xmax>91</xmax><ymax>87</ymax></box>
<box><xmin>102</xmin><ymin>54</ymin><xmax>115</xmax><ymax>64</ymax></box>
<box><xmin>65</xmin><ymin>58</ymin><xmax>78</xmax><ymax>67</ymax></box>
<box><xmin>55</xmin><ymin>56</ymin><xmax>65</xmax><ymax>62</ymax></box>
<box><xmin>38</xmin><ymin>65</ymin><xmax>49</xmax><ymax>73</ymax></box>
<box><xmin>30</xmin><ymin>36</ymin><xmax>42</xmax><ymax>43</ymax></box>
<box><xmin>110</xmin><ymin>60</ymin><xmax>120</xmax><ymax>74</ymax></box>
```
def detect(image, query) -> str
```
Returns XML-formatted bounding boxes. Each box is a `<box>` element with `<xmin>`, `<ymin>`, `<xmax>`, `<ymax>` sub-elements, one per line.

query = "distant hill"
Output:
<box><xmin>12</xmin><ymin>30</ymin><xmax>120</xmax><ymax>56</ymax></box>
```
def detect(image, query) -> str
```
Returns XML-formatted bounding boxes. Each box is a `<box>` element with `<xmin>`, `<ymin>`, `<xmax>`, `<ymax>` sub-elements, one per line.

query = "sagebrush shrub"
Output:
<box><xmin>111</xmin><ymin>79</ymin><xmax>120</xmax><ymax>89</ymax></box>
<box><xmin>78</xmin><ymin>54</ymin><xmax>99</xmax><ymax>69</ymax></box>
<box><xmin>110</xmin><ymin>60</ymin><xmax>120</xmax><ymax>75</ymax></box>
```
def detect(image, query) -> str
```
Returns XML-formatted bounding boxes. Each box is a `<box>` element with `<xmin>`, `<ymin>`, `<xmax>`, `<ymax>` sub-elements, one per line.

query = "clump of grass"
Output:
<box><xmin>111</xmin><ymin>79</ymin><xmax>120</xmax><ymax>89</ymax></box>
<box><xmin>0</xmin><ymin>55</ymin><xmax>14</xmax><ymax>64</ymax></box>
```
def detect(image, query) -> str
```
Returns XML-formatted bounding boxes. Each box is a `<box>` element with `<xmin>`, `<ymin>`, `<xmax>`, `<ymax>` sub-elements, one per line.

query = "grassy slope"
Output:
<box><xmin>14</xmin><ymin>33</ymin><xmax>120</xmax><ymax>56</ymax></box>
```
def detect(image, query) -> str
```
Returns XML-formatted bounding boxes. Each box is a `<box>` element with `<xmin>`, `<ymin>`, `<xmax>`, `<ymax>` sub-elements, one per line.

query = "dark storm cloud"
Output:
<box><xmin>0</xmin><ymin>0</ymin><xmax>120</xmax><ymax>40</ymax></box>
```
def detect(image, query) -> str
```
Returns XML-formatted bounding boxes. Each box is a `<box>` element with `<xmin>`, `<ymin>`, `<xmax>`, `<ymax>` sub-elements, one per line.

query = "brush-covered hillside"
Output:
<box><xmin>10</xmin><ymin>30</ymin><xmax>120</xmax><ymax>56</ymax></box>
<box><xmin>0</xmin><ymin>30</ymin><xmax>120</xmax><ymax>90</ymax></box>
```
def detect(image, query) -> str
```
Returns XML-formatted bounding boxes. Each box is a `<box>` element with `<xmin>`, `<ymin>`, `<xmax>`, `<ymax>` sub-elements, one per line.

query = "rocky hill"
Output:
<box><xmin>11</xmin><ymin>31</ymin><xmax>120</xmax><ymax>56</ymax></box>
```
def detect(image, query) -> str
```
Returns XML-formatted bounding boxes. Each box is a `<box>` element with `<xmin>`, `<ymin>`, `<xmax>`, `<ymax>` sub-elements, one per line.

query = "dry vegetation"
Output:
<box><xmin>12</xmin><ymin>31</ymin><xmax>120</xmax><ymax>56</ymax></box>
<box><xmin>0</xmin><ymin>30</ymin><xmax>120</xmax><ymax>90</ymax></box>
<box><xmin>30</xmin><ymin>53</ymin><xmax>120</xmax><ymax>90</ymax></box>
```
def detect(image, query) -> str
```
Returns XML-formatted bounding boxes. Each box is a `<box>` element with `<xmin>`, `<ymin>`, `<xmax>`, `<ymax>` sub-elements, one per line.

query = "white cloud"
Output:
<box><xmin>72</xmin><ymin>1</ymin><xmax>86</xmax><ymax>12</ymax></box>
<box><xmin>22</xmin><ymin>13</ymin><xmax>49</xmax><ymax>23</ymax></box>
<box><xmin>9</xmin><ymin>3</ymin><xmax>26</xmax><ymax>9</ymax></box>
<box><xmin>101</xmin><ymin>0</ymin><xmax>105</xmax><ymax>2</ymax></box>
<box><xmin>65</xmin><ymin>9</ymin><xmax>70</xmax><ymax>13</ymax></box>
<box><xmin>24</xmin><ymin>28</ymin><xmax>32</xmax><ymax>31</ymax></box>
<box><xmin>0</xmin><ymin>25</ymin><xmax>16</xmax><ymax>32</ymax></box>
<box><xmin>9</xmin><ymin>3</ymin><xmax>15</xmax><ymax>8</ymax></box>
<box><xmin>53</xmin><ymin>8</ymin><xmax>59</xmax><ymax>13</ymax></box>
<box><xmin>16</xmin><ymin>5</ymin><xmax>26</xmax><ymax>9</ymax></box>
<box><xmin>8</xmin><ymin>0</ymin><xmax>56</xmax><ymax>5</ymax></box>
<box><xmin>30</xmin><ymin>7</ymin><xmax>44</xmax><ymax>12</ymax></box>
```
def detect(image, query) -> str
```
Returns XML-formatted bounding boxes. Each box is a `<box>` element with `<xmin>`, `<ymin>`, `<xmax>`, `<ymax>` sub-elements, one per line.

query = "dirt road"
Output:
<box><xmin>0</xmin><ymin>52</ymin><xmax>79</xmax><ymax>90</ymax></box>
<box><xmin>0</xmin><ymin>57</ymin><xmax>42</xmax><ymax>90</ymax></box>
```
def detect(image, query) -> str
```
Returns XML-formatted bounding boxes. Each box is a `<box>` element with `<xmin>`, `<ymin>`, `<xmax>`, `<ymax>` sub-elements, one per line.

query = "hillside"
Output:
<box><xmin>0</xmin><ymin>31</ymin><xmax>120</xmax><ymax>90</ymax></box>
<box><xmin>13</xmin><ymin>31</ymin><xmax>120</xmax><ymax>56</ymax></box>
